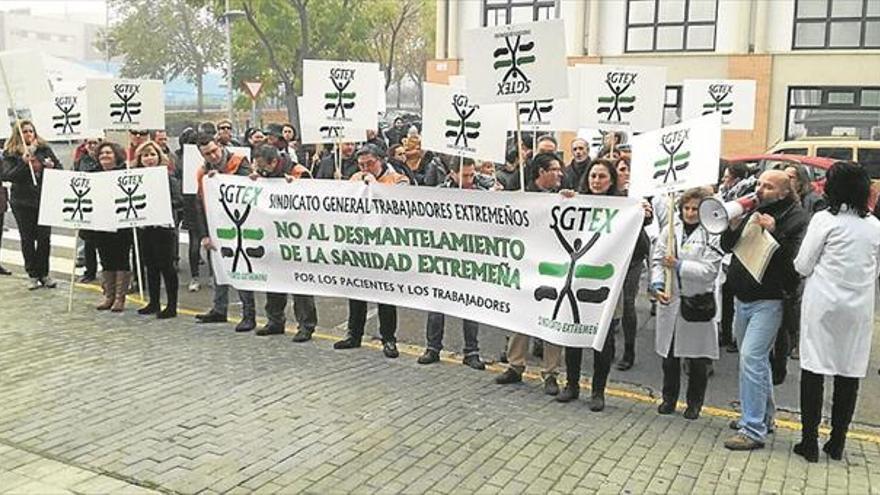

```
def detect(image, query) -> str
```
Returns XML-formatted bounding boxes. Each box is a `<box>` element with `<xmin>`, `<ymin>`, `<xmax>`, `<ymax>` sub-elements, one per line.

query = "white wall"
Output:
<box><xmin>765</xmin><ymin>0</ymin><xmax>796</xmax><ymax>53</ymax></box>
<box><xmin>597</xmin><ymin>0</ymin><xmax>627</xmax><ymax>56</ymax></box>
<box><xmin>715</xmin><ymin>0</ymin><xmax>751</xmax><ymax>54</ymax></box>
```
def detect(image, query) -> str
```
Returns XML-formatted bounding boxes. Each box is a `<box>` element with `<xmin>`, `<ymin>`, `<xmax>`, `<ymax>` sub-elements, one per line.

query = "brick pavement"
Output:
<box><xmin>1</xmin><ymin>277</ymin><xmax>880</xmax><ymax>494</ymax></box>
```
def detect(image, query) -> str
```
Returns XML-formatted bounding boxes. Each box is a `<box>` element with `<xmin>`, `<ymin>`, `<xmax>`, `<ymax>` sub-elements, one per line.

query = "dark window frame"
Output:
<box><xmin>481</xmin><ymin>0</ymin><xmax>559</xmax><ymax>27</ymax></box>
<box><xmin>786</xmin><ymin>85</ymin><xmax>880</xmax><ymax>140</ymax></box>
<box><xmin>624</xmin><ymin>0</ymin><xmax>719</xmax><ymax>53</ymax></box>
<box><xmin>792</xmin><ymin>0</ymin><xmax>880</xmax><ymax>49</ymax></box>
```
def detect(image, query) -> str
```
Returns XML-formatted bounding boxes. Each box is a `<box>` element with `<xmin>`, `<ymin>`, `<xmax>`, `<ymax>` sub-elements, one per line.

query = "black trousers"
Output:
<box><xmin>11</xmin><ymin>205</ymin><xmax>51</xmax><ymax>278</ymax></box>
<box><xmin>140</xmin><ymin>228</ymin><xmax>178</xmax><ymax>308</ymax></box>
<box><xmin>347</xmin><ymin>300</ymin><xmax>396</xmax><ymax>341</ymax></box>
<box><xmin>187</xmin><ymin>228</ymin><xmax>201</xmax><ymax>277</ymax></box>
<box><xmin>799</xmin><ymin>369</ymin><xmax>859</xmax><ymax>443</ymax></box>
<box><xmin>96</xmin><ymin>231</ymin><xmax>133</xmax><ymax>271</ymax></box>
<box><xmin>661</xmin><ymin>343</ymin><xmax>710</xmax><ymax>407</ymax></box>
<box><xmin>720</xmin><ymin>280</ymin><xmax>734</xmax><ymax>343</ymax></box>
<box><xmin>565</xmin><ymin>327</ymin><xmax>615</xmax><ymax>395</ymax></box>
<box><xmin>83</xmin><ymin>239</ymin><xmax>98</xmax><ymax>277</ymax></box>
<box><xmin>621</xmin><ymin>263</ymin><xmax>642</xmax><ymax>358</ymax></box>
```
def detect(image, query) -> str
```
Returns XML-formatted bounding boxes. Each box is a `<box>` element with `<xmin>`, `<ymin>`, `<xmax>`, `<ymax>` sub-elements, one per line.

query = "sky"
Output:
<box><xmin>0</xmin><ymin>0</ymin><xmax>108</xmax><ymax>25</ymax></box>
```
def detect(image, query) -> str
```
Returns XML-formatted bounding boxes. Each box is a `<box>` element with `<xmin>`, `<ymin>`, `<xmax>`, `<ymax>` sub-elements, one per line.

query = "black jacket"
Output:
<box><xmin>721</xmin><ymin>196</ymin><xmax>809</xmax><ymax>302</ymax></box>
<box><xmin>315</xmin><ymin>154</ymin><xmax>358</xmax><ymax>180</ymax></box>
<box><xmin>0</xmin><ymin>145</ymin><xmax>62</xmax><ymax>210</ymax></box>
<box><xmin>563</xmin><ymin>159</ymin><xmax>590</xmax><ymax>191</ymax></box>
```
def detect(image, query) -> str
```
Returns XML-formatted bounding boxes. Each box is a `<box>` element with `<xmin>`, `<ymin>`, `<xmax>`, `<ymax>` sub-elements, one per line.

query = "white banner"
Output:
<box><xmin>578</xmin><ymin>64</ymin><xmax>666</xmax><ymax>132</ymax></box>
<box><xmin>682</xmin><ymin>79</ymin><xmax>756</xmax><ymax>130</ymax></box>
<box><xmin>462</xmin><ymin>19</ymin><xmax>568</xmax><ymax>104</ymax></box>
<box><xmin>509</xmin><ymin>68</ymin><xmax>579</xmax><ymax>132</ymax></box>
<box><xmin>203</xmin><ymin>175</ymin><xmax>644</xmax><ymax>349</ymax></box>
<box><xmin>421</xmin><ymin>82</ymin><xmax>511</xmax><ymax>163</ymax></box>
<box><xmin>86</xmin><ymin>78</ymin><xmax>165</xmax><ymax>131</ymax></box>
<box><xmin>38</xmin><ymin>169</ymin><xmax>115</xmax><ymax>231</ymax></box>
<box><xmin>302</xmin><ymin>60</ymin><xmax>379</xmax><ymax>132</ymax></box>
<box><xmin>107</xmin><ymin>167</ymin><xmax>173</xmax><ymax>228</ymax></box>
<box><xmin>629</xmin><ymin>113</ymin><xmax>722</xmax><ymax>197</ymax></box>
<box><xmin>0</xmin><ymin>50</ymin><xmax>55</xmax><ymax>139</ymax></box>
<box><xmin>182</xmin><ymin>144</ymin><xmax>251</xmax><ymax>195</ymax></box>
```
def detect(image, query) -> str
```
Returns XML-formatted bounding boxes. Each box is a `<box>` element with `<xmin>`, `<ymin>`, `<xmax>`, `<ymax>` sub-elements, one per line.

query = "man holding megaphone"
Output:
<box><xmin>718</xmin><ymin>170</ymin><xmax>809</xmax><ymax>452</ymax></box>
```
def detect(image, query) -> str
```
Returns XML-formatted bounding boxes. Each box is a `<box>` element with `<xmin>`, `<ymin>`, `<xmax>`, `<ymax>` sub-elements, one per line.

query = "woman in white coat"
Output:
<box><xmin>651</xmin><ymin>187</ymin><xmax>723</xmax><ymax>420</ymax></box>
<box><xmin>792</xmin><ymin>162</ymin><xmax>880</xmax><ymax>463</ymax></box>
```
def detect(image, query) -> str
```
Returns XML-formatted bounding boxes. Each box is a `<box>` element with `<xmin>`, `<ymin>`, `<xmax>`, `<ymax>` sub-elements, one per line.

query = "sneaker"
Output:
<box><xmin>495</xmin><ymin>368</ymin><xmax>522</xmax><ymax>385</ymax></box>
<box><xmin>333</xmin><ymin>336</ymin><xmax>362</xmax><ymax>350</ymax></box>
<box><xmin>462</xmin><ymin>355</ymin><xmax>486</xmax><ymax>370</ymax></box>
<box><xmin>255</xmin><ymin>324</ymin><xmax>285</xmax><ymax>336</ymax></box>
<box><xmin>27</xmin><ymin>278</ymin><xmax>41</xmax><ymax>290</ymax></box>
<box><xmin>543</xmin><ymin>375</ymin><xmax>559</xmax><ymax>396</ymax></box>
<box><xmin>724</xmin><ymin>433</ymin><xmax>764</xmax><ymax>451</ymax></box>
<box><xmin>40</xmin><ymin>276</ymin><xmax>57</xmax><ymax>289</ymax></box>
<box><xmin>382</xmin><ymin>340</ymin><xmax>399</xmax><ymax>359</ymax></box>
<box><xmin>188</xmin><ymin>279</ymin><xmax>200</xmax><ymax>292</ymax></box>
<box><xmin>418</xmin><ymin>349</ymin><xmax>440</xmax><ymax>365</ymax></box>
<box><xmin>291</xmin><ymin>328</ymin><xmax>314</xmax><ymax>343</ymax></box>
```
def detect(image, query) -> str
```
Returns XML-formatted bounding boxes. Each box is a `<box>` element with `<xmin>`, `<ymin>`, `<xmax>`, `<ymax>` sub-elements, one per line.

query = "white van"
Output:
<box><xmin>768</xmin><ymin>138</ymin><xmax>880</xmax><ymax>179</ymax></box>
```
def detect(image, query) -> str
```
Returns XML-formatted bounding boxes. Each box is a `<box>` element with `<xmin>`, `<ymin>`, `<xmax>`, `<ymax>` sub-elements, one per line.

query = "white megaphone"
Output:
<box><xmin>699</xmin><ymin>193</ymin><xmax>759</xmax><ymax>234</ymax></box>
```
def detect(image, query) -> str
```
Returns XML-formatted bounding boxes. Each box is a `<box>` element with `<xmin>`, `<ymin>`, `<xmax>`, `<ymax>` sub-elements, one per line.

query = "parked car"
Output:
<box><xmin>768</xmin><ymin>137</ymin><xmax>880</xmax><ymax>179</ymax></box>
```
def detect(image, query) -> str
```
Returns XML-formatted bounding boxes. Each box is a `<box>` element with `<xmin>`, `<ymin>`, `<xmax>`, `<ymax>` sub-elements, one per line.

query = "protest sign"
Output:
<box><xmin>462</xmin><ymin>19</ymin><xmax>568</xmax><ymax>104</ymax></box>
<box><xmin>182</xmin><ymin>144</ymin><xmax>251</xmax><ymax>195</ymax></box>
<box><xmin>576</xmin><ymin>128</ymin><xmax>632</xmax><ymax>160</ymax></box>
<box><xmin>106</xmin><ymin>167</ymin><xmax>174</xmax><ymax>228</ymax></box>
<box><xmin>0</xmin><ymin>50</ymin><xmax>55</xmax><ymax>139</ymax></box>
<box><xmin>682</xmin><ymin>79</ymin><xmax>757</xmax><ymax>130</ymax></box>
<box><xmin>628</xmin><ymin>113</ymin><xmax>722</xmax><ymax>197</ymax></box>
<box><xmin>421</xmin><ymin>82</ymin><xmax>511</xmax><ymax>163</ymax></box>
<box><xmin>202</xmin><ymin>174</ymin><xmax>644</xmax><ymax>349</ymax></box>
<box><xmin>85</xmin><ymin>78</ymin><xmax>165</xmax><ymax>131</ymax></box>
<box><xmin>510</xmin><ymin>68</ymin><xmax>579</xmax><ymax>132</ymax></box>
<box><xmin>47</xmin><ymin>86</ymin><xmax>103</xmax><ymax>141</ymax></box>
<box><xmin>302</xmin><ymin>60</ymin><xmax>379</xmax><ymax>132</ymax></box>
<box><xmin>298</xmin><ymin>97</ymin><xmax>367</xmax><ymax>145</ymax></box>
<box><xmin>578</xmin><ymin>64</ymin><xmax>666</xmax><ymax>132</ymax></box>
<box><xmin>38</xmin><ymin>169</ymin><xmax>115</xmax><ymax>231</ymax></box>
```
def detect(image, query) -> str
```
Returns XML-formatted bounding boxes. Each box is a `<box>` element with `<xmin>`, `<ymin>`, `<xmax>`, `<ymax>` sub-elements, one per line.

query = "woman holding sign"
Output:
<box><xmin>132</xmin><ymin>141</ymin><xmax>182</xmax><ymax>319</ymax></box>
<box><xmin>88</xmin><ymin>142</ymin><xmax>132</xmax><ymax>312</ymax></box>
<box><xmin>0</xmin><ymin>120</ymin><xmax>61</xmax><ymax>290</ymax></box>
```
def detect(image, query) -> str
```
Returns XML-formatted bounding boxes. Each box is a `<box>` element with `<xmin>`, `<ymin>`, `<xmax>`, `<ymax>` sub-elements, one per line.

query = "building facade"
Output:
<box><xmin>0</xmin><ymin>9</ymin><xmax>104</xmax><ymax>62</ymax></box>
<box><xmin>428</xmin><ymin>0</ymin><xmax>880</xmax><ymax>156</ymax></box>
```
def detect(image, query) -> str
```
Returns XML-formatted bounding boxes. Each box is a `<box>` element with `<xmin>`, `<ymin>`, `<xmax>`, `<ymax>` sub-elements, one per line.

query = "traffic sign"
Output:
<box><xmin>242</xmin><ymin>81</ymin><xmax>263</xmax><ymax>100</ymax></box>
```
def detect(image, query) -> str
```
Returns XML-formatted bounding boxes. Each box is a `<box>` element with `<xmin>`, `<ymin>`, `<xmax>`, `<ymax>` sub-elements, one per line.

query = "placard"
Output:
<box><xmin>682</xmin><ymin>79</ymin><xmax>756</xmax><ymax>130</ymax></box>
<box><xmin>578</xmin><ymin>64</ymin><xmax>666</xmax><ymax>132</ymax></box>
<box><xmin>301</xmin><ymin>60</ymin><xmax>379</xmax><ymax>132</ymax></box>
<box><xmin>85</xmin><ymin>78</ymin><xmax>165</xmax><ymax>131</ymax></box>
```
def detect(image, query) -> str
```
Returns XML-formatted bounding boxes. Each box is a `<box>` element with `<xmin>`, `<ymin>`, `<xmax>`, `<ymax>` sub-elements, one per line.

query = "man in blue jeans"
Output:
<box><xmin>720</xmin><ymin>170</ymin><xmax>808</xmax><ymax>450</ymax></box>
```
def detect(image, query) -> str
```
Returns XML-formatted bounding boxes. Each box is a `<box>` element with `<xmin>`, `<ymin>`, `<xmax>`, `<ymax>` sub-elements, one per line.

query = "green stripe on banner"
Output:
<box><xmin>674</xmin><ymin>151</ymin><xmax>691</xmax><ymax>161</ymax></box>
<box><xmin>618</xmin><ymin>96</ymin><xmax>636</xmax><ymax>103</ymax></box>
<box><xmin>538</xmin><ymin>262</ymin><xmax>568</xmax><ymax>277</ymax></box>
<box><xmin>597</xmin><ymin>96</ymin><xmax>614</xmax><ymax>103</ymax></box>
<box><xmin>131</xmin><ymin>194</ymin><xmax>147</xmax><ymax>201</ymax></box>
<box><xmin>114</xmin><ymin>198</ymin><xmax>127</xmax><ymax>204</ymax></box>
<box><xmin>654</xmin><ymin>158</ymin><xmax>669</xmax><ymax>168</ymax></box>
<box><xmin>718</xmin><ymin>102</ymin><xmax>734</xmax><ymax>108</ymax></box>
<box><xmin>494</xmin><ymin>60</ymin><xmax>512</xmax><ymax>69</ymax></box>
<box><xmin>517</xmin><ymin>55</ymin><xmax>536</xmax><ymax>65</ymax></box>
<box><xmin>242</xmin><ymin>229</ymin><xmax>264</xmax><ymax>241</ymax></box>
<box><xmin>216</xmin><ymin>228</ymin><xmax>236</xmax><ymax>240</ymax></box>
<box><xmin>575</xmin><ymin>263</ymin><xmax>614</xmax><ymax>280</ymax></box>
<box><xmin>63</xmin><ymin>198</ymin><xmax>77</xmax><ymax>204</ymax></box>
<box><xmin>323</xmin><ymin>92</ymin><xmax>337</xmax><ymax>99</ymax></box>
<box><xmin>445</xmin><ymin>120</ymin><xmax>460</xmax><ymax>126</ymax></box>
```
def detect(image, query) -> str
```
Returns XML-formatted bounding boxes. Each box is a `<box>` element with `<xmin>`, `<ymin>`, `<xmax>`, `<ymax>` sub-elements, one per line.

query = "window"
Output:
<box><xmin>858</xmin><ymin>148</ymin><xmax>880</xmax><ymax>178</ymax></box>
<box><xmin>776</xmin><ymin>147</ymin><xmax>809</xmax><ymax>155</ymax></box>
<box><xmin>663</xmin><ymin>85</ymin><xmax>682</xmax><ymax>126</ymax></box>
<box><xmin>793</xmin><ymin>0</ymin><xmax>880</xmax><ymax>49</ymax></box>
<box><xmin>625</xmin><ymin>0</ymin><xmax>718</xmax><ymax>52</ymax></box>
<box><xmin>786</xmin><ymin>86</ymin><xmax>880</xmax><ymax>140</ymax></box>
<box><xmin>482</xmin><ymin>0</ymin><xmax>557</xmax><ymax>27</ymax></box>
<box><xmin>816</xmin><ymin>147</ymin><xmax>854</xmax><ymax>160</ymax></box>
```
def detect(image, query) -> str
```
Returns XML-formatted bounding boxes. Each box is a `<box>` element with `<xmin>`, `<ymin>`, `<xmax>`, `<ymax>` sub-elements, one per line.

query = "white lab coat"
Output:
<box><xmin>794</xmin><ymin>209</ymin><xmax>880</xmax><ymax>378</ymax></box>
<box><xmin>652</xmin><ymin>221</ymin><xmax>723</xmax><ymax>359</ymax></box>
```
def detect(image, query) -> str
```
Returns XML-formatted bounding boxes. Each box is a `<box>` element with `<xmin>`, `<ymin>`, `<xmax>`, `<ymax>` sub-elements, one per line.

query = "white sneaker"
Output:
<box><xmin>188</xmin><ymin>279</ymin><xmax>201</xmax><ymax>292</ymax></box>
<box><xmin>27</xmin><ymin>278</ymin><xmax>41</xmax><ymax>290</ymax></box>
<box><xmin>40</xmin><ymin>276</ymin><xmax>57</xmax><ymax>289</ymax></box>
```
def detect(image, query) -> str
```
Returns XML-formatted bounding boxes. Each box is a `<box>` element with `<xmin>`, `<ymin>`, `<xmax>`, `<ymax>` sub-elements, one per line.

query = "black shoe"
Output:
<box><xmin>157</xmin><ymin>307</ymin><xmax>177</xmax><ymax>319</ymax></box>
<box><xmin>543</xmin><ymin>375</ymin><xmax>559</xmax><ymax>396</ymax></box>
<box><xmin>78</xmin><ymin>273</ymin><xmax>96</xmax><ymax>283</ymax></box>
<box><xmin>589</xmin><ymin>393</ymin><xmax>605</xmax><ymax>412</ymax></box>
<box><xmin>418</xmin><ymin>349</ymin><xmax>440</xmax><ymax>365</ymax></box>
<box><xmin>0</xmin><ymin>266</ymin><xmax>10</xmax><ymax>276</ymax></box>
<box><xmin>726</xmin><ymin>342</ymin><xmax>738</xmax><ymax>353</ymax></box>
<box><xmin>683</xmin><ymin>405</ymin><xmax>701</xmax><ymax>420</ymax></box>
<box><xmin>650</xmin><ymin>300</ymin><xmax>656</xmax><ymax>316</ymax></box>
<box><xmin>498</xmin><ymin>350</ymin><xmax>508</xmax><ymax>364</ymax></box>
<box><xmin>823</xmin><ymin>439</ymin><xmax>844</xmax><ymax>461</ymax></box>
<box><xmin>657</xmin><ymin>400</ymin><xmax>676</xmax><ymax>415</ymax></box>
<box><xmin>495</xmin><ymin>368</ymin><xmax>522</xmax><ymax>384</ymax></box>
<box><xmin>463</xmin><ymin>355</ymin><xmax>486</xmax><ymax>370</ymax></box>
<box><xmin>196</xmin><ymin>311</ymin><xmax>227</xmax><ymax>323</ymax></box>
<box><xmin>616</xmin><ymin>356</ymin><xmax>633</xmax><ymax>371</ymax></box>
<box><xmin>235</xmin><ymin>317</ymin><xmax>256</xmax><ymax>333</ymax></box>
<box><xmin>291</xmin><ymin>328</ymin><xmax>314</xmax><ymax>343</ymax></box>
<box><xmin>137</xmin><ymin>303</ymin><xmax>159</xmax><ymax>315</ymax></box>
<box><xmin>794</xmin><ymin>441</ymin><xmax>819</xmax><ymax>463</ymax></box>
<box><xmin>255</xmin><ymin>325</ymin><xmax>285</xmax><ymax>336</ymax></box>
<box><xmin>382</xmin><ymin>340</ymin><xmax>399</xmax><ymax>358</ymax></box>
<box><xmin>556</xmin><ymin>385</ymin><xmax>580</xmax><ymax>403</ymax></box>
<box><xmin>532</xmin><ymin>339</ymin><xmax>544</xmax><ymax>359</ymax></box>
<box><xmin>719</xmin><ymin>335</ymin><xmax>733</xmax><ymax>348</ymax></box>
<box><xmin>333</xmin><ymin>336</ymin><xmax>362</xmax><ymax>350</ymax></box>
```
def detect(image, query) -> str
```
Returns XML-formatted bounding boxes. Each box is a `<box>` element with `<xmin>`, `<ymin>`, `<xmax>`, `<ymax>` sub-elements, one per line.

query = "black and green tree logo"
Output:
<box><xmin>323</xmin><ymin>70</ymin><xmax>356</xmax><ymax>119</ymax></box>
<box><xmin>494</xmin><ymin>34</ymin><xmax>535</xmax><ymax>95</ymax></box>
<box><xmin>445</xmin><ymin>94</ymin><xmax>481</xmax><ymax>148</ymax></box>
<box><xmin>597</xmin><ymin>72</ymin><xmax>637</xmax><ymax>123</ymax></box>
<box><xmin>110</xmin><ymin>83</ymin><xmax>142</xmax><ymax>123</ymax></box>
<box><xmin>216</xmin><ymin>198</ymin><xmax>265</xmax><ymax>273</ymax></box>
<box><xmin>52</xmin><ymin>96</ymin><xmax>81</xmax><ymax>135</ymax></box>
<box><xmin>518</xmin><ymin>99</ymin><xmax>554</xmax><ymax>125</ymax></box>
<box><xmin>534</xmin><ymin>229</ymin><xmax>613</xmax><ymax>323</ymax></box>
<box><xmin>114</xmin><ymin>177</ymin><xmax>147</xmax><ymax>220</ymax></box>
<box><xmin>653</xmin><ymin>130</ymin><xmax>691</xmax><ymax>183</ymax></box>
<box><xmin>702</xmin><ymin>84</ymin><xmax>734</xmax><ymax>123</ymax></box>
<box><xmin>320</xmin><ymin>125</ymin><xmax>344</xmax><ymax>139</ymax></box>
<box><xmin>62</xmin><ymin>178</ymin><xmax>92</xmax><ymax>221</ymax></box>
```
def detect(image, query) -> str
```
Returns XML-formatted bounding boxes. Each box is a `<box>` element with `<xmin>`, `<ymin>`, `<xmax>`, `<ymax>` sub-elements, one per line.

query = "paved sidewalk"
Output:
<box><xmin>1</xmin><ymin>278</ymin><xmax>879</xmax><ymax>494</ymax></box>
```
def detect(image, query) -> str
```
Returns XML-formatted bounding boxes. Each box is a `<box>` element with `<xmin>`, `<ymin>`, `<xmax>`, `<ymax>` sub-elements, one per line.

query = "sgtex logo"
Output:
<box><xmin>52</xmin><ymin>96</ymin><xmax>81</xmax><ymax>135</ymax></box>
<box><xmin>493</xmin><ymin>31</ymin><xmax>535</xmax><ymax>96</ymax></box>
<box><xmin>518</xmin><ymin>99</ymin><xmax>554</xmax><ymax>126</ymax></box>
<box><xmin>323</xmin><ymin>68</ymin><xmax>356</xmax><ymax>121</ymax></box>
<box><xmin>653</xmin><ymin>128</ymin><xmax>691</xmax><ymax>184</ymax></box>
<box><xmin>216</xmin><ymin>183</ymin><xmax>266</xmax><ymax>280</ymax></box>
<box><xmin>535</xmin><ymin>205</ymin><xmax>617</xmax><ymax>333</ymax></box>
<box><xmin>597</xmin><ymin>71</ymin><xmax>637</xmax><ymax>124</ymax></box>
<box><xmin>444</xmin><ymin>94</ymin><xmax>481</xmax><ymax>150</ymax></box>
<box><xmin>320</xmin><ymin>125</ymin><xmax>344</xmax><ymax>139</ymax></box>
<box><xmin>114</xmin><ymin>174</ymin><xmax>147</xmax><ymax>220</ymax></box>
<box><xmin>702</xmin><ymin>84</ymin><xmax>734</xmax><ymax>124</ymax></box>
<box><xmin>62</xmin><ymin>177</ymin><xmax>93</xmax><ymax>222</ymax></box>
<box><xmin>110</xmin><ymin>83</ymin><xmax>142</xmax><ymax>124</ymax></box>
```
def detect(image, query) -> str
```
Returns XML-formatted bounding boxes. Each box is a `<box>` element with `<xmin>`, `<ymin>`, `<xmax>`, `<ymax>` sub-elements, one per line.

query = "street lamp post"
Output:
<box><xmin>222</xmin><ymin>1</ymin><xmax>245</xmax><ymax>127</ymax></box>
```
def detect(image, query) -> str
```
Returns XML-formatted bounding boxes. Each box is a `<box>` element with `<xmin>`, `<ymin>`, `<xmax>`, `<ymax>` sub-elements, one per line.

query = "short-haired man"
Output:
<box><xmin>417</xmin><ymin>158</ymin><xmax>486</xmax><ymax>370</ymax></box>
<box><xmin>192</xmin><ymin>132</ymin><xmax>256</xmax><ymax>329</ymax></box>
<box><xmin>315</xmin><ymin>142</ymin><xmax>358</xmax><ymax>179</ymax></box>
<box><xmin>563</xmin><ymin>138</ymin><xmax>590</xmax><ymax>190</ymax></box>
<box><xmin>333</xmin><ymin>145</ymin><xmax>407</xmax><ymax>358</ymax></box>
<box><xmin>535</xmin><ymin>134</ymin><xmax>558</xmax><ymax>154</ymax></box>
<box><xmin>722</xmin><ymin>170</ymin><xmax>808</xmax><ymax>451</ymax></box>
<box><xmin>215</xmin><ymin>119</ymin><xmax>241</xmax><ymax>147</ymax></box>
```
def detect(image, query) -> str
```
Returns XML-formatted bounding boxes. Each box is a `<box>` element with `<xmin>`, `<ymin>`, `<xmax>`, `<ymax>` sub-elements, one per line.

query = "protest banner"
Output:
<box><xmin>0</xmin><ymin>50</ymin><xmax>55</xmax><ymax>144</ymax></box>
<box><xmin>105</xmin><ymin>167</ymin><xmax>174</xmax><ymax>228</ymax></box>
<box><xmin>510</xmin><ymin>68</ymin><xmax>579</xmax><ymax>133</ymax></box>
<box><xmin>578</xmin><ymin>64</ymin><xmax>666</xmax><ymax>132</ymax></box>
<box><xmin>85</xmin><ymin>78</ymin><xmax>165</xmax><ymax>131</ymax></box>
<box><xmin>302</xmin><ymin>60</ymin><xmax>379</xmax><ymax>132</ymax></box>
<box><xmin>628</xmin><ymin>113</ymin><xmax>722</xmax><ymax>197</ymax></box>
<box><xmin>38</xmin><ymin>169</ymin><xmax>116</xmax><ymax>231</ymax></box>
<box><xmin>202</xmin><ymin>174</ymin><xmax>644</xmax><ymax>350</ymax></box>
<box><xmin>421</xmin><ymin>82</ymin><xmax>511</xmax><ymax>164</ymax></box>
<box><xmin>182</xmin><ymin>144</ymin><xmax>252</xmax><ymax>195</ymax></box>
<box><xmin>462</xmin><ymin>19</ymin><xmax>568</xmax><ymax>104</ymax></box>
<box><xmin>681</xmin><ymin>79</ymin><xmax>757</xmax><ymax>130</ymax></box>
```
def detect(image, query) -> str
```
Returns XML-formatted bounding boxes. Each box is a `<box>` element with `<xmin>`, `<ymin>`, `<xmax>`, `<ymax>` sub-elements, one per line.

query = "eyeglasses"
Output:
<box><xmin>130</xmin><ymin>131</ymin><xmax>149</xmax><ymax>136</ymax></box>
<box><xmin>218</xmin><ymin>125</ymin><xmax>232</xmax><ymax>131</ymax></box>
